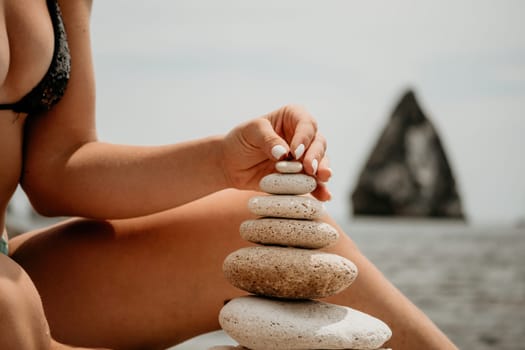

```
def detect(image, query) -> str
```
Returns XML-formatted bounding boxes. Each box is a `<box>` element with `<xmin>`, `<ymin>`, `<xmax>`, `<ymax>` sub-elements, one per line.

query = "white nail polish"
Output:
<box><xmin>294</xmin><ymin>144</ymin><xmax>305</xmax><ymax>159</ymax></box>
<box><xmin>312</xmin><ymin>159</ymin><xmax>318</xmax><ymax>175</ymax></box>
<box><xmin>271</xmin><ymin>145</ymin><xmax>287</xmax><ymax>160</ymax></box>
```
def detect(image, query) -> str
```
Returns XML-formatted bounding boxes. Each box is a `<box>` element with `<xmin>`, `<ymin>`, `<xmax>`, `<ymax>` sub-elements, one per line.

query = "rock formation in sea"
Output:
<box><xmin>351</xmin><ymin>89</ymin><xmax>465</xmax><ymax>219</ymax></box>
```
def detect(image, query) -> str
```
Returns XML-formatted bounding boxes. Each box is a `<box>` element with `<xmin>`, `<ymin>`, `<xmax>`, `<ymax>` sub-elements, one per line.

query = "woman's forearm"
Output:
<box><xmin>23</xmin><ymin>135</ymin><xmax>228</xmax><ymax>219</ymax></box>
<box><xmin>23</xmin><ymin>105</ymin><xmax>331</xmax><ymax>220</ymax></box>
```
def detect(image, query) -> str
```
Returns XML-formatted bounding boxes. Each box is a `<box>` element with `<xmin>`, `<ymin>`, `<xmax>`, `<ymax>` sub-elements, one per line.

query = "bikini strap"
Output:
<box><xmin>0</xmin><ymin>103</ymin><xmax>18</xmax><ymax>111</ymax></box>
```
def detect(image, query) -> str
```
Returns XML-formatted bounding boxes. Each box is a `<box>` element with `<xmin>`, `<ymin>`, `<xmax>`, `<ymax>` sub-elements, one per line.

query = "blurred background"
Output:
<box><xmin>89</xmin><ymin>0</ymin><xmax>525</xmax><ymax>224</ymax></box>
<box><xmin>8</xmin><ymin>1</ymin><xmax>525</xmax><ymax>349</ymax></box>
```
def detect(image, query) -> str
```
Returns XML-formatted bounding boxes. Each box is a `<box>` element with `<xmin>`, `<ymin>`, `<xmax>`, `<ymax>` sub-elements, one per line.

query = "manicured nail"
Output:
<box><xmin>271</xmin><ymin>145</ymin><xmax>287</xmax><ymax>160</ymax></box>
<box><xmin>312</xmin><ymin>159</ymin><xmax>318</xmax><ymax>175</ymax></box>
<box><xmin>294</xmin><ymin>144</ymin><xmax>305</xmax><ymax>159</ymax></box>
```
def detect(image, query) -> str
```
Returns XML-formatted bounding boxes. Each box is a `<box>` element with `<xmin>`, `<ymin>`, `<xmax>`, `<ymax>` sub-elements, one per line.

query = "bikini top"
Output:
<box><xmin>0</xmin><ymin>0</ymin><xmax>71</xmax><ymax>115</ymax></box>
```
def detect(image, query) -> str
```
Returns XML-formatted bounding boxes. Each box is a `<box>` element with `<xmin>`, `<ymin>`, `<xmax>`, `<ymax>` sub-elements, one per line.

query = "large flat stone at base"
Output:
<box><xmin>167</xmin><ymin>329</ymin><xmax>391</xmax><ymax>350</ymax></box>
<box><xmin>219</xmin><ymin>296</ymin><xmax>392</xmax><ymax>350</ymax></box>
<box><xmin>169</xmin><ymin>330</ymin><xmax>237</xmax><ymax>350</ymax></box>
<box><xmin>209</xmin><ymin>347</ymin><xmax>391</xmax><ymax>350</ymax></box>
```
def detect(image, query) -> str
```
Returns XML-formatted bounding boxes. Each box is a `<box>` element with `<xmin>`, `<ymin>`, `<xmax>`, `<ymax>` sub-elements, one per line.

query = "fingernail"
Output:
<box><xmin>312</xmin><ymin>159</ymin><xmax>318</xmax><ymax>175</ymax></box>
<box><xmin>294</xmin><ymin>144</ymin><xmax>305</xmax><ymax>159</ymax></box>
<box><xmin>327</xmin><ymin>167</ymin><xmax>333</xmax><ymax>178</ymax></box>
<box><xmin>271</xmin><ymin>145</ymin><xmax>287</xmax><ymax>160</ymax></box>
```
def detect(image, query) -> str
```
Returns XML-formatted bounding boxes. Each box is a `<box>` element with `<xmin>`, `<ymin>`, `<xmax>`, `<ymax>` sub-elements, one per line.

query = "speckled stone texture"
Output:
<box><xmin>275</xmin><ymin>160</ymin><xmax>303</xmax><ymax>173</ymax></box>
<box><xmin>208</xmin><ymin>345</ymin><xmax>391</xmax><ymax>350</ymax></box>
<box><xmin>259</xmin><ymin>173</ymin><xmax>317</xmax><ymax>195</ymax></box>
<box><xmin>240</xmin><ymin>218</ymin><xmax>339</xmax><ymax>249</ymax></box>
<box><xmin>223</xmin><ymin>246</ymin><xmax>357</xmax><ymax>299</ymax></box>
<box><xmin>219</xmin><ymin>296</ymin><xmax>392</xmax><ymax>350</ymax></box>
<box><xmin>248</xmin><ymin>195</ymin><xmax>324</xmax><ymax>219</ymax></box>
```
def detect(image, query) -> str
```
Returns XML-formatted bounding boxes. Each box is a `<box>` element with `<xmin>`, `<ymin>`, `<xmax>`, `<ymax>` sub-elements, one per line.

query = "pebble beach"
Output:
<box><xmin>173</xmin><ymin>218</ymin><xmax>525</xmax><ymax>350</ymax></box>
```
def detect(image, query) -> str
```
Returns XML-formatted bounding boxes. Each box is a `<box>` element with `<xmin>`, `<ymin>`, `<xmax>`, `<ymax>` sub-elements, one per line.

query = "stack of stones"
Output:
<box><xmin>215</xmin><ymin>161</ymin><xmax>392</xmax><ymax>350</ymax></box>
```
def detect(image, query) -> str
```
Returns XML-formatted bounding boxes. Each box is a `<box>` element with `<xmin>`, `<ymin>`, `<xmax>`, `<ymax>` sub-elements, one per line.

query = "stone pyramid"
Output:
<box><xmin>212</xmin><ymin>161</ymin><xmax>392</xmax><ymax>350</ymax></box>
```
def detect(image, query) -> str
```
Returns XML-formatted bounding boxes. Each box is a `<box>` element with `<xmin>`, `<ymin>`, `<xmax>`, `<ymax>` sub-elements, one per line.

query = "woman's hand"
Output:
<box><xmin>222</xmin><ymin>105</ymin><xmax>332</xmax><ymax>201</ymax></box>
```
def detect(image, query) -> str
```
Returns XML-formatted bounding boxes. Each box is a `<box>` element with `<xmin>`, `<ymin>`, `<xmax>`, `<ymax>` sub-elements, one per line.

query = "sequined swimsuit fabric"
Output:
<box><xmin>0</xmin><ymin>0</ymin><xmax>71</xmax><ymax>115</ymax></box>
<box><xmin>1</xmin><ymin>0</ymin><xmax>70</xmax><ymax>255</ymax></box>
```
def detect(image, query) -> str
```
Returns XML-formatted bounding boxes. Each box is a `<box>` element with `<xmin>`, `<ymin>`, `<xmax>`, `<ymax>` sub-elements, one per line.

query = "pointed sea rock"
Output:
<box><xmin>351</xmin><ymin>89</ymin><xmax>465</xmax><ymax>219</ymax></box>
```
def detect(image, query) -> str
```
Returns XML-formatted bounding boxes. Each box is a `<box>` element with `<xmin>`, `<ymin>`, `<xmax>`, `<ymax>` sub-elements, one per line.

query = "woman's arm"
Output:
<box><xmin>24</xmin><ymin>135</ymin><xmax>230</xmax><ymax>219</ymax></box>
<box><xmin>22</xmin><ymin>1</ymin><xmax>330</xmax><ymax>220</ymax></box>
<box><xmin>24</xmin><ymin>111</ymin><xmax>329</xmax><ymax>220</ymax></box>
<box><xmin>20</xmin><ymin>0</ymin><xmax>231</xmax><ymax>219</ymax></box>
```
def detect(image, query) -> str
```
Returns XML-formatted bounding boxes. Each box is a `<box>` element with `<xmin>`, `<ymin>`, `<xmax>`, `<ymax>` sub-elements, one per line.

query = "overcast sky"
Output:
<box><xmin>88</xmin><ymin>1</ymin><xmax>525</xmax><ymax>224</ymax></box>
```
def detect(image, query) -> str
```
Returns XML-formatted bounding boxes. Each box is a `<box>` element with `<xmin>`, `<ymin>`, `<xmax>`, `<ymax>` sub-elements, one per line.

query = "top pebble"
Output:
<box><xmin>275</xmin><ymin>161</ymin><xmax>303</xmax><ymax>174</ymax></box>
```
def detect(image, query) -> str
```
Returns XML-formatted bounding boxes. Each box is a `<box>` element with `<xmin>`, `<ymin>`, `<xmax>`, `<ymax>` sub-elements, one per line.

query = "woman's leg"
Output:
<box><xmin>0</xmin><ymin>253</ymin><xmax>52</xmax><ymax>349</ymax></box>
<box><xmin>322</xmin><ymin>217</ymin><xmax>458</xmax><ymax>349</ymax></box>
<box><xmin>0</xmin><ymin>254</ymin><xmax>102</xmax><ymax>349</ymax></box>
<box><xmin>10</xmin><ymin>189</ymin><xmax>457</xmax><ymax>349</ymax></box>
<box><xmin>10</xmin><ymin>189</ymin><xmax>251</xmax><ymax>350</ymax></box>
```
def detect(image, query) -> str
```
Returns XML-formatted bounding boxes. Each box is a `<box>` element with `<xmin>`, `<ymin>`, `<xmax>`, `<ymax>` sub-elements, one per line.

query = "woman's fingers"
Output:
<box><xmin>249</xmin><ymin>106</ymin><xmax>331</xmax><ymax>176</ymax></box>
<box><xmin>311</xmin><ymin>181</ymin><xmax>332</xmax><ymax>202</ymax></box>
<box><xmin>263</xmin><ymin>104</ymin><xmax>330</xmax><ymax>181</ymax></box>
<box><xmin>303</xmin><ymin>132</ymin><xmax>327</xmax><ymax>176</ymax></box>
<box><xmin>290</xmin><ymin>118</ymin><xmax>317</xmax><ymax>159</ymax></box>
<box><xmin>242</xmin><ymin>118</ymin><xmax>289</xmax><ymax>160</ymax></box>
<box><xmin>223</xmin><ymin>104</ymin><xmax>332</xmax><ymax>195</ymax></box>
<box><xmin>316</xmin><ymin>155</ymin><xmax>332</xmax><ymax>182</ymax></box>
<box><xmin>310</xmin><ymin>156</ymin><xmax>332</xmax><ymax>201</ymax></box>
<box><xmin>265</xmin><ymin>105</ymin><xmax>318</xmax><ymax>159</ymax></box>
<box><xmin>286</xmin><ymin>106</ymin><xmax>318</xmax><ymax>160</ymax></box>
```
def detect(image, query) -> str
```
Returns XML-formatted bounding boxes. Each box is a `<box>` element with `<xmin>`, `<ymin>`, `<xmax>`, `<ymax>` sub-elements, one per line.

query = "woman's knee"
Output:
<box><xmin>0</xmin><ymin>254</ymin><xmax>52</xmax><ymax>350</ymax></box>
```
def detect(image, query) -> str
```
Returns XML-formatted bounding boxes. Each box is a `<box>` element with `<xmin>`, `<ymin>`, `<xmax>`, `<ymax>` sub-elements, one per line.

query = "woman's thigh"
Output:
<box><xmin>0</xmin><ymin>253</ymin><xmax>52</xmax><ymax>349</ymax></box>
<box><xmin>9</xmin><ymin>188</ymin><xmax>455</xmax><ymax>350</ymax></box>
<box><xmin>9</xmin><ymin>189</ymin><xmax>259</xmax><ymax>349</ymax></box>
